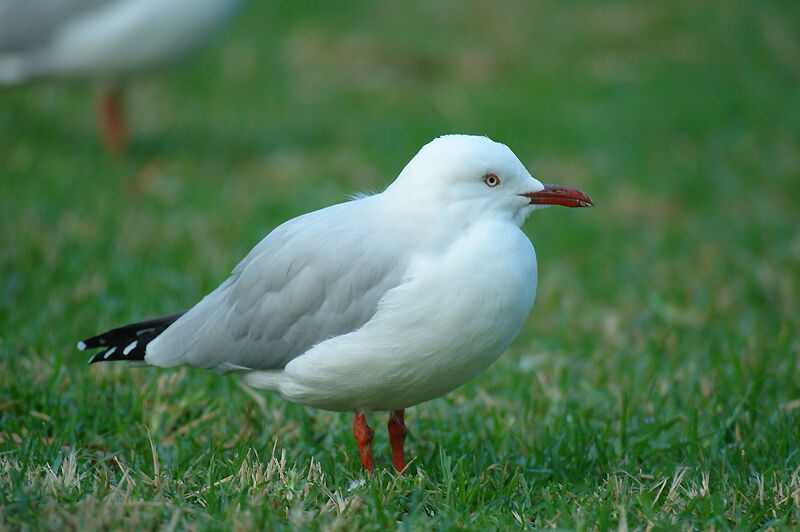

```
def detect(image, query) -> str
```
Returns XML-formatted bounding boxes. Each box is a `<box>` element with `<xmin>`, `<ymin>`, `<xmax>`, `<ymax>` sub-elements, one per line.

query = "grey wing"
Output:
<box><xmin>146</xmin><ymin>203</ymin><xmax>406</xmax><ymax>372</ymax></box>
<box><xmin>0</xmin><ymin>0</ymin><xmax>113</xmax><ymax>51</ymax></box>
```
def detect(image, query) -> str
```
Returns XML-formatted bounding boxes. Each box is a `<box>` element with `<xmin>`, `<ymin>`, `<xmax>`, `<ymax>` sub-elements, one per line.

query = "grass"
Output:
<box><xmin>1</xmin><ymin>0</ymin><xmax>799</xmax><ymax>529</ymax></box>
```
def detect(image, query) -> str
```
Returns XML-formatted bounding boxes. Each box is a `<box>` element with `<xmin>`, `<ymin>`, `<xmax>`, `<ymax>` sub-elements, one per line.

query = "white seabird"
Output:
<box><xmin>0</xmin><ymin>0</ymin><xmax>243</xmax><ymax>152</ymax></box>
<box><xmin>78</xmin><ymin>134</ymin><xmax>594</xmax><ymax>473</ymax></box>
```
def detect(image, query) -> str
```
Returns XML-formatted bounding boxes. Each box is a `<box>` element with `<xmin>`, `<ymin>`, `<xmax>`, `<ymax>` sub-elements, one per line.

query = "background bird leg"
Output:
<box><xmin>353</xmin><ymin>411</ymin><xmax>375</xmax><ymax>473</ymax></box>
<box><xmin>96</xmin><ymin>85</ymin><xmax>126</xmax><ymax>155</ymax></box>
<box><xmin>388</xmin><ymin>409</ymin><xmax>408</xmax><ymax>473</ymax></box>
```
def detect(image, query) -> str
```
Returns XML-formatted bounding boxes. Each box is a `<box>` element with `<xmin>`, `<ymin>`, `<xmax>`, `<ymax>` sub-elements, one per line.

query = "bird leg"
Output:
<box><xmin>353</xmin><ymin>411</ymin><xmax>375</xmax><ymax>473</ymax></box>
<box><xmin>388</xmin><ymin>409</ymin><xmax>408</xmax><ymax>474</ymax></box>
<box><xmin>96</xmin><ymin>85</ymin><xmax>126</xmax><ymax>155</ymax></box>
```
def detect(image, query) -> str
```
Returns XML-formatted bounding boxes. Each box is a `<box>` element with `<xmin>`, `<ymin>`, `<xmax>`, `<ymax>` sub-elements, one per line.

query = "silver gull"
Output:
<box><xmin>78</xmin><ymin>134</ymin><xmax>594</xmax><ymax>473</ymax></box>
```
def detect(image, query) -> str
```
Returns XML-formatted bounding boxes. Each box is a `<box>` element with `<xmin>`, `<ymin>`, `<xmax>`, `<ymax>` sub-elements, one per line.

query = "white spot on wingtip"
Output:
<box><xmin>77</xmin><ymin>341</ymin><xmax>86</xmax><ymax>351</ymax></box>
<box><xmin>123</xmin><ymin>341</ymin><xmax>138</xmax><ymax>355</ymax></box>
<box><xmin>103</xmin><ymin>346</ymin><xmax>117</xmax><ymax>359</ymax></box>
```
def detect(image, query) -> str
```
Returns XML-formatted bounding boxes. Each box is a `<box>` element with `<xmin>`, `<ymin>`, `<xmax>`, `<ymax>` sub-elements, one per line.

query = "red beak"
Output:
<box><xmin>521</xmin><ymin>183</ymin><xmax>594</xmax><ymax>208</ymax></box>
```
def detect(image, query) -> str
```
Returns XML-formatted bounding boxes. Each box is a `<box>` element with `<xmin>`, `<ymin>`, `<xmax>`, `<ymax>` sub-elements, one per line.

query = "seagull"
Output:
<box><xmin>78</xmin><ymin>135</ymin><xmax>593</xmax><ymax>473</ymax></box>
<box><xmin>0</xmin><ymin>0</ymin><xmax>243</xmax><ymax>153</ymax></box>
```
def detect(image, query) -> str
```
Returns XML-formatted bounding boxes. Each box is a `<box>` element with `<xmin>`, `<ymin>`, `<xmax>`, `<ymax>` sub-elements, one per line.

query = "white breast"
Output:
<box><xmin>273</xmin><ymin>219</ymin><xmax>538</xmax><ymax>412</ymax></box>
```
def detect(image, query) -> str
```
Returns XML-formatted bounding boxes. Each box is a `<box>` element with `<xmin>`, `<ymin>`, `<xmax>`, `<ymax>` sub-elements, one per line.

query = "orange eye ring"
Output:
<box><xmin>483</xmin><ymin>173</ymin><xmax>500</xmax><ymax>187</ymax></box>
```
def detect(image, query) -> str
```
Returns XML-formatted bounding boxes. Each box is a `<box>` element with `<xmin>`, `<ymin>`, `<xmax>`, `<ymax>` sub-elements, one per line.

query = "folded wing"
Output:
<box><xmin>145</xmin><ymin>200</ymin><xmax>406</xmax><ymax>373</ymax></box>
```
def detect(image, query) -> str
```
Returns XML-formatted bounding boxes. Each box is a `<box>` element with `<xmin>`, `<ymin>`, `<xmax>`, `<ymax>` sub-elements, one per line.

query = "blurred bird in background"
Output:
<box><xmin>0</xmin><ymin>0</ymin><xmax>243</xmax><ymax>154</ymax></box>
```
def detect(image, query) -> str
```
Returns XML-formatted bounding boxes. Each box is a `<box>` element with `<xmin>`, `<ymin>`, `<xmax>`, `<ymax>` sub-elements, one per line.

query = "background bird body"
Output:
<box><xmin>0</xmin><ymin>0</ymin><xmax>242</xmax><ymax>152</ymax></box>
<box><xmin>0</xmin><ymin>0</ymin><xmax>242</xmax><ymax>83</ymax></box>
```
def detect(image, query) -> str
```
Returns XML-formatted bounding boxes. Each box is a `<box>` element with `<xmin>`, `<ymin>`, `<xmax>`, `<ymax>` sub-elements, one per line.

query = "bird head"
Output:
<box><xmin>388</xmin><ymin>135</ymin><xmax>593</xmax><ymax>225</ymax></box>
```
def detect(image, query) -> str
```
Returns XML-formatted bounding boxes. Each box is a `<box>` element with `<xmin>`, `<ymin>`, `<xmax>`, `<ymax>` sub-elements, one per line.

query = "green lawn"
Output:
<box><xmin>2</xmin><ymin>1</ymin><xmax>799</xmax><ymax>529</ymax></box>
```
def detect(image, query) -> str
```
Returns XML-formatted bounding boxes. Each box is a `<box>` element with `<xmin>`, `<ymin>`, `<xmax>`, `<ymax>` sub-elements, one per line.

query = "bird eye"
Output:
<box><xmin>483</xmin><ymin>174</ymin><xmax>500</xmax><ymax>188</ymax></box>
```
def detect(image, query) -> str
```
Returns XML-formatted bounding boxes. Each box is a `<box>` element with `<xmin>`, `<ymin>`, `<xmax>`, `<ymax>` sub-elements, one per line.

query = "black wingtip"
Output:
<box><xmin>78</xmin><ymin>333</ymin><xmax>111</xmax><ymax>351</ymax></box>
<box><xmin>79</xmin><ymin>311</ymin><xmax>185</xmax><ymax>365</ymax></box>
<box><xmin>88</xmin><ymin>347</ymin><xmax>124</xmax><ymax>364</ymax></box>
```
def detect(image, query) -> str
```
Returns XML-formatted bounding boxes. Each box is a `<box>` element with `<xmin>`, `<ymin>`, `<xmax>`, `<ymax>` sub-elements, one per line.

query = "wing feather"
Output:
<box><xmin>146</xmin><ymin>199</ymin><xmax>406</xmax><ymax>372</ymax></box>
<box><xmin>0</xmin><ymin>0</ymin><xmax>113</xmax><ymax>51</ymax></box>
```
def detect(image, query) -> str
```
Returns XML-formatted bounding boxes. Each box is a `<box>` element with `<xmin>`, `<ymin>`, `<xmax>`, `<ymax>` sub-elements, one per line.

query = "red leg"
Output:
<box><xmin>388</xmin><ymin>409</ymin><xmax>408</xmax><ymax>474</ymax></box>
<box><xmin>353</xmin><ymin>411</ymin><xmax>375</xmax><ymax>473</ymax></box>
<box><xmin>96</xmin><ymin>86</ymin><xmax>126</xmax><ymax>155</ymax></box>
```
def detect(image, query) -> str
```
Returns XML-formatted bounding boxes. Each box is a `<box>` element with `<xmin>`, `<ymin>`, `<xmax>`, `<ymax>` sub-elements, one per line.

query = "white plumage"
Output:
<box><xmin>0</xmin><ymin>0</ymin><xmax>242</xmax><ymax>83</ymax></box>
<box><xmin>147</xmin><ymin>135</ymin><xmax>542</xmax><ymax>410</ymax></box>
<box><xmin>79</xmin><ymin>134</ymin><xmax>593</xmax><ymax>472</ymax></box>
<box><xmin>0</xmin><ymin>0</ymin><xmax>243</xmax><ymax>153</ymax></box>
